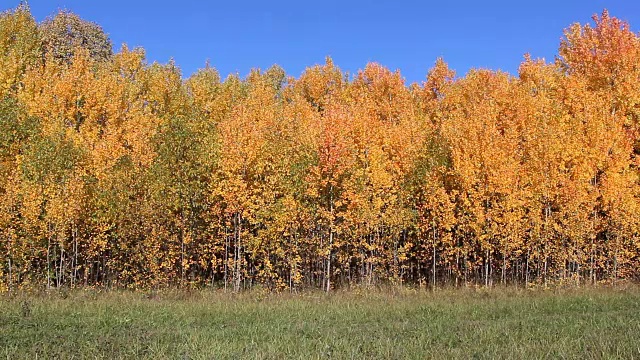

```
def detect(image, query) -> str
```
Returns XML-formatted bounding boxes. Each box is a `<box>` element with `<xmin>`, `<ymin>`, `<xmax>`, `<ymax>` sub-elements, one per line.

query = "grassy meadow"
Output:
<box><xmin>1</xmin><ymin>285</ymin><xmax>639</xmax><ymax>359</ymax></box>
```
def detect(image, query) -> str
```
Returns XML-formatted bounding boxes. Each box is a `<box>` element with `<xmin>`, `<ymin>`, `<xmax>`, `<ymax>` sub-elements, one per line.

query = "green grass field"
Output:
<box><xmin>1</xmin><ymin>286</ymin><xmax>639</xmax><ymax>359</ymax></box>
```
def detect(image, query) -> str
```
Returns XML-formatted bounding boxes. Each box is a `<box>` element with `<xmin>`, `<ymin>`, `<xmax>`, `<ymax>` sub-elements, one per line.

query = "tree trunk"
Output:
<box><xmin>502</xmin><ymin>243</ymin><xmax>507</xmax><ymax>285</ymax></box>
<box><xmin>57</xmin><ymin>229</ymin><xmax>65</xmax><ymax>288</ymax></box>
<box><xmin>525</xmin><ymin>249</ymin><xmax>529</xmax><ymax>286</ymax></box>
<box><xmin>485</xmin><ymin>249</ymin><xmax>490</xmax><ymax>287</ymax></box>
<box><xmin>180</xmin><ymin>223</ymin><xmax>185</xmax><ymax>285</ymax></box>
<box><xmin>47</xmin><ymin>235</ymin><xmax>51</xmax><ymax>290</ymax></box>
<box><xmin>72</xmin><ymin>225</ymin><xmax>78</xmax><ymax>288</ymax></box>
<box><xmin>234</xmin><ymin>212</ymin><xmax>242</xmax><ymax>292</ymax></box>
<box><xmin>326</xmin><ymin>184</ymin><xmax>334</xmax><ymax>293</ymax></box>
<box><xmin>432</xmin><ymin>224</ymin><xmax>437</xmax><ymax>289</ymax></box>
<box><xmin>7</xmin><ymin>233</ymin><xmax>12</xmax><ymax>292</ymax></box>
<box><xmin>7</xmin><ymin>256</ymin><xmax>12</xmax><ymax>292</ymax></box>
<box><xmin>224</xmin><ymin>227</ymin><xmax>229</xmax><ymax>291</ymax></box>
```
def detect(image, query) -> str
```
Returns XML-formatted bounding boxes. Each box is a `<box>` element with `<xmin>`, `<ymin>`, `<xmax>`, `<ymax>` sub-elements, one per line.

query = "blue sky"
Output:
<box><xmin>18</xmin><ymin>1</ymin><xmax>640</xmax><ymax>84</ymax></box>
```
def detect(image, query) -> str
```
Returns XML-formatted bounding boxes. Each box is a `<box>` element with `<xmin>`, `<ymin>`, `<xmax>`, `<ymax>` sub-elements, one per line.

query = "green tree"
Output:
<box><xmin>40</xmin><ymin>10</ymin><xmax>112</xmax><ymax>63</ymax></box>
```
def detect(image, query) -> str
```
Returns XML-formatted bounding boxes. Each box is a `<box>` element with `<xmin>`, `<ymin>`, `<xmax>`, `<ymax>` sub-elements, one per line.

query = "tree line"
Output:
<box><xmin>1</xmin><ymin>6</ymin><xmax>639</xmax><ymax>291</ymax></box>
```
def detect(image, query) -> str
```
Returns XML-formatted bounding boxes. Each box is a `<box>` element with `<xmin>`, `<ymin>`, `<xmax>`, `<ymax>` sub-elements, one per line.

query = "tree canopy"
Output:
<box><xmin>1</xmin><ymin>7</ymin><xmax>639</xmax><ymax>291</ymax></box>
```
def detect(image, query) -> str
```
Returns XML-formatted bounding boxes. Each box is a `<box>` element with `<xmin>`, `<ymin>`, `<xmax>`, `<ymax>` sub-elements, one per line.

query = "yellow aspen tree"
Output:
<box><xmin>343</xmin><ymin>63</ymin><xmax>416</xmax><ymax>284</ymax></box>
<box><xmin>559</xmin><ymin>10</ymin><xmax>640</xmax><ymax>282</ymax></box>
<box><xmin>441</xmin><ymin>70</ymin><xmax>524</xmax><ymax>286</ymax></box>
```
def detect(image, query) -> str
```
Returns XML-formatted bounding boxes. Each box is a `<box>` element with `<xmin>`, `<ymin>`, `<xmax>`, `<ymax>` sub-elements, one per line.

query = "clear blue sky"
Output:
<box><xmin>18</xmin><ymin>1</ymin><xmax>640</xmax><ymax>84</ymax></box>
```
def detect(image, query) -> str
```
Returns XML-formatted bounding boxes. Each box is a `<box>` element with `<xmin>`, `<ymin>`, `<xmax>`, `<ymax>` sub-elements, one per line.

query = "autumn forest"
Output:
<box><xmin>1</xmin><ymin>6</ymin><xmax>640</xmax><ymax>292</ymax></box>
